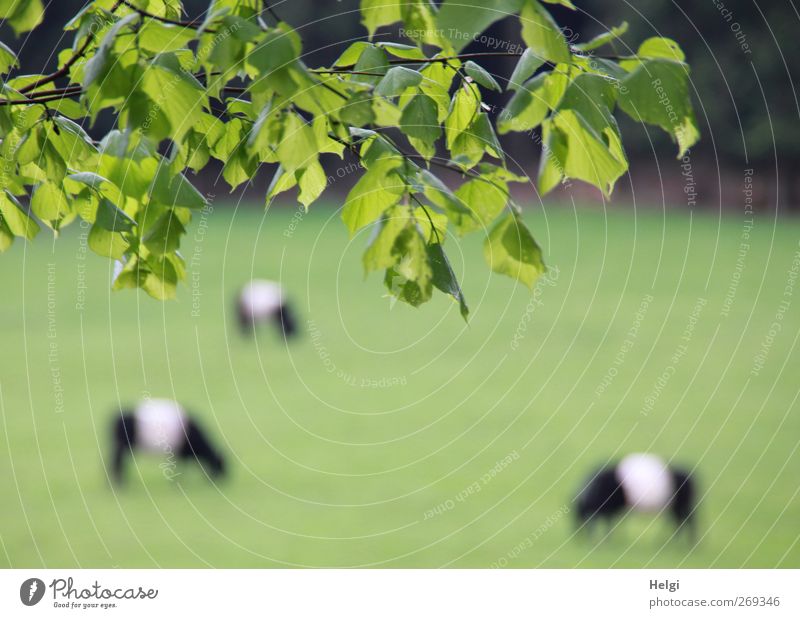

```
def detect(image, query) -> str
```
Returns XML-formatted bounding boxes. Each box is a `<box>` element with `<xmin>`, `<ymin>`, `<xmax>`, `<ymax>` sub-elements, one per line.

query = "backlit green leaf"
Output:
<box><xmin>0</xmin><ymin>189</ymin><xmax>38</xmax><ymax>240</ymax></box>
<box><xmin>484</xmin><ymin>212</ymin><xmax>545</xmax><ymax>288</ymax></box>
<box><xmin>429</xmin><ymin>242</ymin><xmax>469</xmax><ymax>320</ymax></box>
<box><xmin>519</xmin><ymin>0</ymin><xmax>571</xmax><ymax>64</ymax></box>
<box><xmin>375</xmin><ymin>66</ymin><xmax>423</xmax><ymax>98</ymax></box>
<box><xmin>342</xmin><ymin>158</ymin><xmax>405</xmax><ymax>235</ymax></box>
<box><xmin>618</xmin><ymin>59</ymin><xmax>699</xmax><ymax>157</ymax></box>
<box><xmin>507</xmin><ymin>49</ymin><xmax>545</xmax><ymax>91</ymax></box>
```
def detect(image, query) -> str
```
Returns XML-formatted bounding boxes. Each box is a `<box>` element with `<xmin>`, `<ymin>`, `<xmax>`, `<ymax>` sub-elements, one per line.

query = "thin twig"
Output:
<box><xmin>312</xmin><ymin>69</ymin><xmax>388</xmax><ymax>77</ymax></box>
<box><xmin>119</xmin><ymin>0</ymin><xmax>210</xmax><ymax>30</ymax></box>
<box><xmin>0</xmin><ymin>90</ymin><xmax>82</xmax><ymax>106</ymax></box>
<box><xmin>409</xmin><ymin>192</ymin><xmax>442</xmax><ymax>244</ymax></box>
<box><xmin>263</xmin><ymin>1</ymin><xmax>282</xmax><ymax>23</ymax></box>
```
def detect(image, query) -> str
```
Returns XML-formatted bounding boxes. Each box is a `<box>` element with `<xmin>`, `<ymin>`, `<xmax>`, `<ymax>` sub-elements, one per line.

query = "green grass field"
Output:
<box><xmin>1</xmin><ymin>202</ymin><xmax>798</xmax><ymax>568</ymax></box>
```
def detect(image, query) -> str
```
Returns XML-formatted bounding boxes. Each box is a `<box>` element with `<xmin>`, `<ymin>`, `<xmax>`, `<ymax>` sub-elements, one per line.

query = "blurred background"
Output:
<box><xmin>0</xmin><ymin>1</ymin><xmax>798</xmax><ymax>568</ymax></box>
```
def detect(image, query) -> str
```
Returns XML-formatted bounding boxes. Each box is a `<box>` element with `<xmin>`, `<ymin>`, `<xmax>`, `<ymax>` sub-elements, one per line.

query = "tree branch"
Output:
<box><xmin>18</xmin><ymin>33</ymin><xmax>95</xmax><ymax>94</ymax></box>
<box><xmin>18</xmin><ymin>1</ymin><xmax>124</xmax><ymax>94</ymax></box>
<box><xmin>0</xmin><ymin>88</ymin><xmax>82</xmax><ymax>106</ymax></box>
<box><xmin>334</xmin><ymin>51</ymin><xmax>527</xmax><ymax>72</ymax></box>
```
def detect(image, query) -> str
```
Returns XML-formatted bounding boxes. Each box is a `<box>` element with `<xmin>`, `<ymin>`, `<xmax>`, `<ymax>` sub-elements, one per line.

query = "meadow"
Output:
<box><xmin>0</xmin><ymin>201</ymin><xmax>798</xmax><ymax>568</ymax></box>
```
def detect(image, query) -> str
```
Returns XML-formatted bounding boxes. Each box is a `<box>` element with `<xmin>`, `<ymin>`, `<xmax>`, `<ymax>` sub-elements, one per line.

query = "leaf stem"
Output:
<box><xmin>409</xmin><ymin>192</ymin><xmax>441</xmax><ymax>244</ymax></box>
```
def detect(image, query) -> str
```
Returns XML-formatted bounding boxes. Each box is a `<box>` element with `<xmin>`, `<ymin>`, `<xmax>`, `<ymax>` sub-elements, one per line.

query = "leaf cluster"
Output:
<box><xmin>0</xmin><ymin>0</ymin><xmax>698</xmax><ymax>315</ymax></box>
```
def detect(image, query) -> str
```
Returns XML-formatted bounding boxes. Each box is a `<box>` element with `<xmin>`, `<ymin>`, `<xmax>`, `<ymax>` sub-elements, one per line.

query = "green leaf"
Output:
<box><xmin>266</xmin><ymin>165</ymin><xmax>297</xmax><ymax>202</ymax></box>
<box><xmin>375</xmin><ymin>66</ymin><xmax>423</xmax><ymax>98</ymax></box>
<box><xmin>342</xmin><ymin>158</ymin><xmax>405</xmax><ymax>235</ymax></box>
<box><xmin>557</xmin><ymin>72</ymin><xmax>618</xmax><ymax>136</ymax></box>
<box><xmin>470</xmin><ymin>112</ymin><xmax>503</xmax><ymax>160</ymax></box>
<box><xmin>334</xmin><ymin>42</ymin><xmax>369</xmax><ymax>67</ymax></box>
<box><xmin>0</xmin><ymin>189</ymin><xmax>38</xmax><ymax>240</ymax></box>
<box><xmin>247</xmin><ymin>104</ymin><xmax>281</xmax><ymax>157</ymax></box>
<box><xmin>360</xmin><ymin>0</ymin><xmax>403</xmax><ymax>39</ymax></box>
<box><xmin>0</xmin><ymin>40</ymin><xmax>18</xmax><ymax>74</ymax></box>
<box><xmin>141</xmin><ymin>53</ymin><xmax>207</xmax><ymax>141</ymax></box>
<box><xmin>82</xmin><ymin>13</ymin><xmax>140</xmax><ymax>89</ymax></box>
<box><xmin>445</xmin><ymin>86</ymin><xmax>478</xmax><ymax>150</ymax></box>
<box><xmin>0</xmin><ymin>0</ymin><xmax>44</xmax><ymax>35</ymax></box>
<box><xmin>66</xmin><ymin>172</ymin><xmax>122</xmax><ymax>204</ymax></box>
<box><xmin>413</xmin><ymin>206</ymin><xmax>448</xmax><ymax>243</ymax></box>
<box><xmin>454</xmin><ymin>178</ymin><xmax>509</xmax><ymax>234</ymax></box>
<box><xmin>378</xmin><ymin>42</ymin><xmax>427</xmax><ymax>60</ymax></box>
<box><xmin>94</xmin><ymin>197</ymin><xmax>135</xmax><ymax>233</ymax></box>
<box><xmin>617</xmin><ymin>59</ymin><xmax>699</xmax><ymax>157</ymax></box>
<box><xmin>363</xmin><ymin>204</ymin><xmax>411</xmax><ymax>273</ymax></box>
<box><xmin>417</xmin><ymin>169</ymin><xmax>474</xmax><ymax>225</ymax></box>
<box><xmin>383</xmin><ymin>224</ymin><xmax>433</xmax><ymax>307</ymax></box>
<box><xmin>400</xmin><ymin>0</ymin><xmax>441</xmax><ymax>47</ymax></box>
<box><xmin>636</xmin><ymin>37</ymin><xmax>686</xmax><ymax>63</ymax></box>
<box><xmin>507</xmin><ymin>48</ymin><xmax>545</xmax><ymax>91</ymax></box>
<box><xmin>138</xmin><ymin>21</ymin><xmax>195</xmax><ymax>53</ymax></box>
<box><xmin>464</xmin><ymin>61</ymin><xmax>501</xmax><ymax>91</ymax></box>
<box><xmin>50</xmin><ymin>116</ymin><xmax>98</xmax><ymax>166</ymax></box>
<box><xmin>537</xmin><ymin>118</ymin><xmax>568</xmax><ymax>193</ymax></box>
<box><xmin>420</xmin><ymin>60</ymin><xmax>457</xmax><ymax>121</ymax></box>
<box><xmin>297</xmin><ymin>160</ymin><xmax>327</xmax><ymax>208</ymax></box>
<box><xmin>141</xmin><ymin>254</ymin><xmax>181</xmax><ymax>300</ymax></box>
<box><xmin>519</xmin><ymin>0</ymin><xmax>571</xmax><ymax>64</ymax></box>
<box><xmin>30</xmin><ymin>182</ymin><xmax>70</xmax><ymax>225</ymax></box>
<box><xmin>498</xmin><ymin>68</ymin><xmax>568</xmax><ymax>134</ymax></box>
<box><xmin>400</xmin><ymin>94</ymin><xmax>441</xmax><ymax>159</ymax></box>
<box><xmin>574</xmin><ymin>21</ymin><xmax>628</xmax><ymax>52</ymax></box>
<box><xmin>149</xmin><ymin>163</ymin><xmax>208</xmax><ymax>210</ymax></box>
<box><xmin>353</xmin><ymin>44</ymin><xmax>389</xmax><ymax>86</ymax></box>
<box><xmin>248</xmin><ymin>27</ymin><xmax>299</xmax><ymax>75</ymax></box>
<box><xmin>313</xmin><ymin>115</ymin><xmax>345</xmax><ymax>157</ymax></box>
<box><xmin>484</xmin><ymin>213</ymin><xmax>545</xmax><ymax>288</ymax></box>
<box><xmin>88</xmin><ymin>224</ymin><xmax>128</xmax><ymax>259</ymax></box>
<box><xmin>428</xmin><ymin>242</ymin><xmax>469</xmax><ymax>320</ymax></box>
<box><xmin>208</xmin><ymin>0</ymin><xmax>262</xmax><ymax>20</ymax></box>
<box><xmin>437</xmin><ymin>0</ymin><xmax>524</xmax><ymax>53</ymax></box>
<box><xmin>276</xmin><ymin>112</ymin><xmax>317</xmax><ymax>173</ymax></box>
<box><xmin>0</xmin><ymin>214</ymin><xmax>13</xmax><ymax>251</ymax></box>
<box><xmin>551</xmin><ymin>109</ymin><xmax>628</xmax><ymax>196</ymax></box>
<box><xmin>143</xmin><ymin>209</ymin><xmax>185</xmax><ymax>256</ymax></box>
<box><xmin>340</xmin><ymin>90</ymin><xmax>377</xmax><ymax>127</ymax></box>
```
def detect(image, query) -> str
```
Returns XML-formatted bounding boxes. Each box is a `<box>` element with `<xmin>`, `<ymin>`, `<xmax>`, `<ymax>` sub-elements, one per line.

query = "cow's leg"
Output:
<box><xmin>276</xmin><ymin>303</ymin><xmax>297</xmax><ymax>338</ymax></box>
<box><xmin>179</xmin><ymin>418</ymin><xmax>225</xmax><ymax>479</ymax></box>
<box><xmin>237</xmin><ymin>300</ymin><xmax>255</xmax><ymax>335</ymax></box>
<box><xmin>110</xmin><ymin>412</ymin><xmax>136</xmax><ymax>485</ymax></box>
<box><xmin>671</xmin><ymin>469</ymin><xmax>697</xmax><ymax>542</ymax></box>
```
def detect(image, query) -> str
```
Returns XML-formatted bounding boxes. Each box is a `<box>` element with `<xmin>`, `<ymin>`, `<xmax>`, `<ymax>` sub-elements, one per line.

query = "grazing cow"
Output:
<box><xmin>109</xmin><ymin>399</ymin><xmax>225</xmax><ymax>484</ymax></box>
<box><xmin>236</xmin><ymin>279</ymin><xmax>297</xmax><ymax>338</ymax></box>
<box><xmin>575</xmin><ymin>453</ymin><xmax>696</xmax><ymax>539</ymax></box>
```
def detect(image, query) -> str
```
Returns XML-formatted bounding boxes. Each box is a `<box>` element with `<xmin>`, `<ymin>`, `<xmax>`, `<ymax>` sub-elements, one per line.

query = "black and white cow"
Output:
<box><xmin>575</xmin><ymin>453</ymin><xmax>696</xmax><ymax>539</ymax></box>
<box><xmin>236</xmin><ymin>279</ymin><xmax>297</xmax><ymax>338</ymax></box>
<box><xmin>109</xmin><ymin>399</ymin><xmax>225</xmax><ymax>484</ymax></box>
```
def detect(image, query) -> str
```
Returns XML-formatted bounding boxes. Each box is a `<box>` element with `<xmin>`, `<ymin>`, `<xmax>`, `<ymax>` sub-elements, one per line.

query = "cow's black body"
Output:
<box><xmin>575</xmin><ymin>462</ymin><xmax>697</xmax><ymax>540</ymax></box>
<box><xmin>110</xmin><ymin>409</ymin><xmax>225</xmax><ymax>484</ymax></box>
